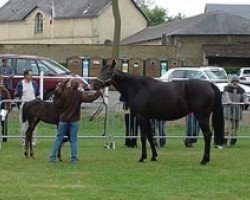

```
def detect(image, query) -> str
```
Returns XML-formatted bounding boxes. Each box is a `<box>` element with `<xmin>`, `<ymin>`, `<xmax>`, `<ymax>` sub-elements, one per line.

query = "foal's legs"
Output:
<box><xmin>197</xmin><ymin>116</ymin><xmax>212</xmax><ymax>165</ymax></box>
<box><xmin>24</xmin><ymin>118</ymin><xmax>39</xmax><ymax>158</ymax></box>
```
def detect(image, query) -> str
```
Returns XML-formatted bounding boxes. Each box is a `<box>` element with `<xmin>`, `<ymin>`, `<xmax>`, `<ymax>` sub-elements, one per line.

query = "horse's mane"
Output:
<box><xmin>113</xmin><ymin>70</ymin><xmax>159</xmax><ymax>103</ymax></box>
<box><xmin>115</xmin><ymin>69</ymin><xmax>158</xmax><ymax>88</ymax></box>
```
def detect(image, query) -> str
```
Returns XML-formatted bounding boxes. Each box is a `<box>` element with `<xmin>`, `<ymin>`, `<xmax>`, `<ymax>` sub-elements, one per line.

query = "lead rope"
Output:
<box><xmin>89</xmin><ymin>92</ymin><xmax>105</xmax><ymax>121</ymax></box>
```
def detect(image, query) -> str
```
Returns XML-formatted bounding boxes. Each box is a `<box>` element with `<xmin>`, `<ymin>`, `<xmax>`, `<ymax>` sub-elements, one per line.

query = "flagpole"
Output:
<box><xmin>50</xmin><ymin>1</ymin><xmax>55</xmax><ymax>43</ymax></box>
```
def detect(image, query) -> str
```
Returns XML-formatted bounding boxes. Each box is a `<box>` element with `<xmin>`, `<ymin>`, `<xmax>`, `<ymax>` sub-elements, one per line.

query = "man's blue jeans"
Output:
<box><xmin>49</xmin><ymin>121</ymin><xmax>79</xmax><ymax>163</ymax></box>
<box><xmin>185</xmin><ymin>113</ymin><xmax>200</xmax><ymax>143</ymax></box>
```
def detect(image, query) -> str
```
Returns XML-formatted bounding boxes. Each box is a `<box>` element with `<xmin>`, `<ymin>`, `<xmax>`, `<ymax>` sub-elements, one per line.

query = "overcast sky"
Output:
<box><xmin>0</xmin><ymin>0</ymin><xmax>250</xmax><ymax>17</ymax></box>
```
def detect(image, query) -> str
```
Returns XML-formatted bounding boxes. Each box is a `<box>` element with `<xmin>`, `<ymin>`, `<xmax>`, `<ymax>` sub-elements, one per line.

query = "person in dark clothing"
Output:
<box><xmin>49</xmin><ymin>78</ymin><xmax>103</xmax><ymax>163</ymax></box>
<box><xmin>123</xmin><ymin>103</ymin><xmax>138</xmax><ymax>148</ymax></box>
<box><xmin>183</xmin><ymin>113</ymin><xmax>200</xmax><ymax>148</ymax></box>
<box><xmin>150</xmin><ymin>119</ymin><xmax>166</xmax><ymax>147</ymax></box>
<box><xmin>0</xmin><ymin>58</ymin><xmax>15</xmax><ymax>92</ymax></box>
<box><xmin>0</xmin><ymin>77</ymin><xmax>11</xmax><ymax>142</ymax></box>
<box><xmin>222</xmin><ymin>75</ymin><xmax>248</xmax><ymax>146</ymax></box>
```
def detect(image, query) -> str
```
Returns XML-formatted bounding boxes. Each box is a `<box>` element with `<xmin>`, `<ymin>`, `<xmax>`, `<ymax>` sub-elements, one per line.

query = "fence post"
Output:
<box><xmin>39</xmin><ymin>71</ymin><xmax>44</xmax><ymax>100</ymax></box>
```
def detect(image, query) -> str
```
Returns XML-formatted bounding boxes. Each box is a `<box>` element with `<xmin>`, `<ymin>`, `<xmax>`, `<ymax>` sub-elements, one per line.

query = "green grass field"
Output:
<box><xmin>1</xmin><ymin>111</ymin><xmax>250</xmax><ymax>200</ymax></box>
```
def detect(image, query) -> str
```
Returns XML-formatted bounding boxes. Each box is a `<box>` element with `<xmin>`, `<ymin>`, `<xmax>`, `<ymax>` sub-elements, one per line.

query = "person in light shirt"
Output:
<box><xmin>14</xmin><ymin>69</ymin><xmax>40</xmax><ymax>146</ymax></box>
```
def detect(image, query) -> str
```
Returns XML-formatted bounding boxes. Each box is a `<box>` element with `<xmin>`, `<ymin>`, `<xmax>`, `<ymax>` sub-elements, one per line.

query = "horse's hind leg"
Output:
<box><xmin>29</xmin><ymin>137</ymin><xmax>34</xmax><ymax>159</ymax></box>
<box><xmin>25</xmin><ymin>119</ymin><xmax>39</xmax><ymax>159</ymax></box>
<box><xmin>197</xmin><ymin>116</ymin><xmax>212</xmax><ymax>165</ymax></box>
<box><xmin>24</xmin><ymin>132</ymin><xmax>29</xmax><ymax>158</ymax></box>
<box><xmin>147</xmin><ymin>127</ymin><xmax>158</xmax><ymax>161</ymax></box>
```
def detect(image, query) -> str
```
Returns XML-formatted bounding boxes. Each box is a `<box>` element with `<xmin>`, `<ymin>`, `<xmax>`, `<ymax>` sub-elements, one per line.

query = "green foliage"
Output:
<box><xmin>134</xmin><ymin>0</ymin><xmax>153</xmax><ymax>10</ymax></box>
<box><xmin>135</xmin><ymin>0</ymin><xmax>185</xmax><ymax>26</ymax></box>
<box><xmin>144</xmin><ymin>6</ymin><xmax>167</xmax><ymax>26</ymax></box>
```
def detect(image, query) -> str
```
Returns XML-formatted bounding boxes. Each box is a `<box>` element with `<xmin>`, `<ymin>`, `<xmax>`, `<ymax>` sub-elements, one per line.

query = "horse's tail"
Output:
<box><xmin>210</xmin><ymin>83</ymin><xmax>224</xmax><ymax>145</ymax></box>
<box><xmin>22</xmin><ymin>102</ymin><xmax>27</xmax><ymax>123</ymax></box>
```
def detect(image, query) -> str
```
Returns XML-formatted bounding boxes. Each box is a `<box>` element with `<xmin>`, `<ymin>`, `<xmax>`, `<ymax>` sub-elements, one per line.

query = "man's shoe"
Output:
<box><xmin>184</xmin><ymin>140</ymin><xmax>193</xmax><ymax>148</ymax></box>
<box><xmin>214</xmin><ymin>145</ymin><xmax>223</xmax><ymax>149</ymax></box>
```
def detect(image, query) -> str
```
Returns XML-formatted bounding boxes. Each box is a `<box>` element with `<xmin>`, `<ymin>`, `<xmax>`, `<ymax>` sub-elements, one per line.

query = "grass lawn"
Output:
<box><xmin>0</xmin><ymin>111</ymin><xmax>250</xmax><ymax>200</ymax></box>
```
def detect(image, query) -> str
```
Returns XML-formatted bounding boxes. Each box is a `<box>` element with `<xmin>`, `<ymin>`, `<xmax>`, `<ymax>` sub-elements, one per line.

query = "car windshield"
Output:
<box><xmin>204</xmin><ymin>70</ymin><xmax>227</xmax><ymax>81</ymax></box>
<box><xmin>243</xmin><ymin>69</ymin><xmax>250</xmax><ymax>75</ymax></box>
<box><xmin>40</xmin><ymin>59</ymin><xmax>71</xmax><ymax>75</ymax></box>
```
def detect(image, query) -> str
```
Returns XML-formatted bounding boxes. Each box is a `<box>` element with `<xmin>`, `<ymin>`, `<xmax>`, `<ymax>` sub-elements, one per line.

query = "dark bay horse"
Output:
<box><xmin>94</xmin><ymin>60</ymin><xmax>224</xmax><ymax>165</ymax></box>
<box><xmin>22</xmin><ymin>81</ymin><xmax>68</xmax><ymax>160</ymax></box>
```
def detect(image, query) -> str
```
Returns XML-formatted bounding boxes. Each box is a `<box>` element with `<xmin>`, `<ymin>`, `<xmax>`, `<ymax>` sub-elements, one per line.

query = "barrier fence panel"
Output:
<box><xmin>0</xmin><ymin>99</ymin><xmax>108</xmax><ymax>150</ymax></box>
<box><xmin>107</xmin><ymin>101</ymin><xmax>250</xmax><ymax>148</ymax></box>
<box><xmin>1</xmin><ymin>99</ymin><xmax>250</xmax><ymax>150</ymax></box>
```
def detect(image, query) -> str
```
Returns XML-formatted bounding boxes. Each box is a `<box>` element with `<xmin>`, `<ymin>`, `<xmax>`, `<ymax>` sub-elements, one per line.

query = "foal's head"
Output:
<box><xmin>94</xmin><ymin>59</ymin><xmax>116</xmax><ymax>90</ymax></box>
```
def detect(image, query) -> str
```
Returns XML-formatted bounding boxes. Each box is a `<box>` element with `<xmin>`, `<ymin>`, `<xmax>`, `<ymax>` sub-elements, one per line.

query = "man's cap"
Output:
<box><xmin>231</xmin><ymin>75</ymin><xmax>239</xmax><ymax>83</ymax></box>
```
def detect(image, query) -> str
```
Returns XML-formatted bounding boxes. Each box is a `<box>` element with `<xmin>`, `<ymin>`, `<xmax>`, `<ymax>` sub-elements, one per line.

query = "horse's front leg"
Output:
<box><xmin>137</xmin><ymin>115</ymin><xmax>154</xmax><ymax>162</ymax></box>
<box><xmin>139</xmin><ymin>134</ymin><xmax>147</xmax><ymax>162</ymax></box>
<box><xmin>57</xmin><ymin>143</ymin><xmax>63</xmax><ymax>162</ymax></box>
<box><xmin>147</xmin><ymin>130</ymin><xmax>158</xmax><ymax>161</ymax></box>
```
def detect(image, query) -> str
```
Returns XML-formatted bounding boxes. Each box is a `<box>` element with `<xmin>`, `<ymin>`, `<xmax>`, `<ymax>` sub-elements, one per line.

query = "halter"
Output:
<box><xmin>96</xmin><ymin>71</ymin><xmax>114</xmax><ymax>87</ymax></box>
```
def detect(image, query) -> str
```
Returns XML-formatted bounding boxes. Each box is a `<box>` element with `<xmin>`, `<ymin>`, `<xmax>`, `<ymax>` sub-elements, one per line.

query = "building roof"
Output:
<box><xmin>0</xmin><ymin>0</ymin><xmax>111</xmax><ymax>22</ymax></box>
<box><xmin>205</xmin><ymin>4</ymin><xmax>250</xmax><ymax>20</ymax></box>
<box><xmin>0</xmin><ymin>0</ymin><xmax>147</xmax><ymax>22</ymax></box>
<box><xmin>122</xmin><ymin>11</ymin><xmax>250</xmax><ymax>45</ymax></box>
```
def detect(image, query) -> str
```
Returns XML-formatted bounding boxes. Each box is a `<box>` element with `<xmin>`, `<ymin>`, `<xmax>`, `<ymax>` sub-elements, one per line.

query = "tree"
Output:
<box><xmin>144</xmin><ymin>6</ymin><xmax>167</xmax><ymax>26</ymax></box>
<box><xmin>135</xmin><ymin>0</ymin><xmax>184</xmax><ymax>26</ymax></box>
<box><xmin>111</xmin><ymin>0</ymin><xmax>121</xmax><ymax>58</ymax></box>
<box><xmin>134</xmin><ymin>0</ymin><xmax>153</xmax><ymax>9</ymax></box>
<box><xmin>167</xmin><ymin>13</ymin><xmax>185</xmax><ymax>22</ymax></box>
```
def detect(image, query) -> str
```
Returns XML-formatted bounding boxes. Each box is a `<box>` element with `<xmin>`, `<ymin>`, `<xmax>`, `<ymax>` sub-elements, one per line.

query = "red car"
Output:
<box><xmin>0</xmin><ymin>54</ymin><xmax>88</xmax><ymax>99</ymax></box>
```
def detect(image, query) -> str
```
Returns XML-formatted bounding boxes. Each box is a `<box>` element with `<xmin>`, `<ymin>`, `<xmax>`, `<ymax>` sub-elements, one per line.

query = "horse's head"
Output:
<box><xmin>93</xmin><ymin>59</ymin><xmax>116</xmax><ymax>90</ymax></box>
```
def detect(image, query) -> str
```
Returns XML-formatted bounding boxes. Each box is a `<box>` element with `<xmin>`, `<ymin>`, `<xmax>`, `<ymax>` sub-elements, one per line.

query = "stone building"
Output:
<box><xmin>122</xmin><ymin>7</ymin><xmax>250</xmax><ymax>68</ymax></box>
<box><xmin>0</xmin><ymin>0</ymin><xmax>147</xmax><ymax>44</ymax></box>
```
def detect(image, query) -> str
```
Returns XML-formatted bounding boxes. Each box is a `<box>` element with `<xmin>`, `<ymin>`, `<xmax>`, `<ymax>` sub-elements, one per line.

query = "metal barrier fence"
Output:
<box><xmin>0</xmin><ymin>99</ymin><xmax>250</xmax><ymax>150</ymax></box>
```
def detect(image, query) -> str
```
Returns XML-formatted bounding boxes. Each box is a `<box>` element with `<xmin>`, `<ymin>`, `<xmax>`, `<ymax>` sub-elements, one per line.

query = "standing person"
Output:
<box><xmin>150</xmin><ymin>119</ymin><xmax>166</xmax><ymax>147</ymax></box>
<box><xmin>49</xmin><ymin>78</ymin><xmax>103</xmax><ymax>163</ymax></box>
<box><xmin>14</xmin><ymin>69</ymin><xmax>40</xmax><ymax>146</ymax></box>
<box><xmin>0</xmin><ymin>77</ymin><xmax>11</xmax><ymax>142</ymax></box>
<box><xmin>0</xmin><ymin>58</ymin><xmax>15</xmax><ymax>92</ymax></box>
<box><xmin>222</xmin><ymin>75</ymin><xmax>248</xmax><ymax>146</ymax></box>
<box><xmin>183</xmin><ymin>113</ymin><xmax>200</xmax><ymax>148</ymax></box>
<box><xmin>123</xmin><ymin>102</ymin><xmax>138</xmax><ymax>148</ymax></box>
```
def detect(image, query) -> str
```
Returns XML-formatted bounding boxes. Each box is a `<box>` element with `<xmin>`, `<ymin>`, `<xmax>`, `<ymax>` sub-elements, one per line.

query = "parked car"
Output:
<box><xmin>237</xmin><ymin>67</ymin><xmax>250</xmax><ymax>86</ymax></box>
<box><xmin>0</xmin><ymin>54</ymin><xmax>88</xmax><ymax>99</ymax></box>
<box><xmin>159</xmin><ymin>66</ymin><xmax>250</xmax><ymax>107</ymax></box>
<box><xmin>159</xmin><ymin>66</ymin><xmax>228</xmax><ymax>86</ymax></box>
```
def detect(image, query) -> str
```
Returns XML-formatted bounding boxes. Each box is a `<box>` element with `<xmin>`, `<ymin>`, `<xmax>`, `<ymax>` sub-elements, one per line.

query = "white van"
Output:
<box><xmin>159</xmin><ymin>67</ymin><xmax>250</xmax><ymax>100</ymax></box>
<box><xmin>159</xmin><ymin>66</ymin><xmax>228</xmax><ymax>84</ymax></box>
<box><xmin>238</xmin><ymin>67</ymin><xmax>250</xmax><ymax>85</ymax></box>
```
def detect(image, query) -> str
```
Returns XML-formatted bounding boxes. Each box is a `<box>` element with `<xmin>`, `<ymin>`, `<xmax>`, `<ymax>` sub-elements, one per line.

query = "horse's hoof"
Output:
<box><xmin>139</xmin><ymin>158</ymin><xmax>144</xmax><ymax>162</ymax></box>
<box><xmin>151</xmin><ymin>157</ymin><xmax>157</xmax><ymax>161</ymax></box>
<box><xmin>200</xmin><ymin>160</ymin><xmax>207</xmax><ymax>165</ymax></box>
<box><xmin>200</xmin><ymin>158</ymin><xmax>209</xmax><ymax>165</ymax></box>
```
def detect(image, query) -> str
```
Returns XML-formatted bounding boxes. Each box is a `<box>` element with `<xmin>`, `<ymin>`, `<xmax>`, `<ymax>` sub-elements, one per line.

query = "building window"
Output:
<box><xmin>35</xmin><ymin>13</ymin><xmax>43</xmax><ymax>33</ymax></box>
